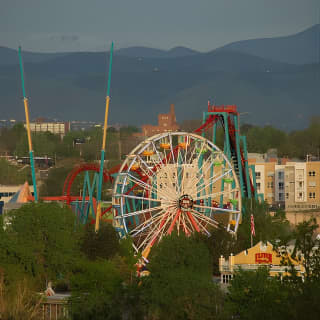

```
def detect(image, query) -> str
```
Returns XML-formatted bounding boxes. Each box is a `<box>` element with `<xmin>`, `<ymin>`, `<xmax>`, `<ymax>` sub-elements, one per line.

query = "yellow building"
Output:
<box><xmin>219</xmin><ymin>241</ymin><xmax>304</xmax><ymax>284</ymax></box>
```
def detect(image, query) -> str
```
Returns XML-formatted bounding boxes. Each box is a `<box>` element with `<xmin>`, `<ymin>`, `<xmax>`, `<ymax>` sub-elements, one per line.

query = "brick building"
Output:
<box><xmin>141</xmin><ymin>104</ymin><xmax>179</xmax><ymax>137</ymax></box>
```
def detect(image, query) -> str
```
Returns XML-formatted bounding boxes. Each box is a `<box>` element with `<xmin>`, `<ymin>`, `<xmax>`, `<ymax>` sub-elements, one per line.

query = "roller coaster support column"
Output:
<box><xmin>18</xmin><ymin>46</ymin><xmax>38</xmax><ymax>202</ymax></box>
<box><xmin>241</xmin><ymin>135</ymin><xmax>252</xmax><ymax>198</ymax></box>
<box><xmin>96</xmin><ymin>42</ymin><xmax>114</xmax><ymax>232</ymax></box>
<box><xmin>234</xmin><ymin>114</ymin><xmax>245</xmax><ymax>198</ymax></box>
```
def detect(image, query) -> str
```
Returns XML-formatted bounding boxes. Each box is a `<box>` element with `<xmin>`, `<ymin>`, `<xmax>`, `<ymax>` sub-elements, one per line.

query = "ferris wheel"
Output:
<box><xmin>112</xmin><ymin>132</ymin><xmax>241</xmax><ymax>258</ymax></box>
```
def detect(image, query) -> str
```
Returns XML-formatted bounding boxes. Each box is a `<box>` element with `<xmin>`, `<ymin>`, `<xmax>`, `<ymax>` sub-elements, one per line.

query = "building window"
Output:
<box><xmin>309</xmin><ymin>192</ymin><xmax>316</xmax><ymax>199</ymax></box>
<box><xmin>278</xmin><ymin>172</ymin><xmax>284</xmax><ymax>180</ymax></box>
<box><xmin>308</xmin><ymin>171</ymin><xmax>316</xmax><ymax>177</ymax></box>
<box><xmin>279</xmin><ymin>193</ymin><xmax>285</xmax><ymax>201</ymax></box>
<box><xmin>279</xmin><ymin>182</ymin><xmax>284</xmax><ymax>190</ymax></box>
<box><xmin>255</xmin><ymin>172</ymin><xmax>261</xmax><ymax>179</ymax></box>
<box><xmin>267</xmin><ymin>182</ymin><xmax>273</xmax><ymax>188</ymax></box>
<box><xmin>256</xmin><ymin>182</ymin><xmax>261</xmax><ymax>191</ymax></box>
<box><xmin>222</xmin><ymin>274</ymin><xmax>233</xmax><ymax>284</ymax></box>
<box><xmin>286</xmin><ymin>193</ymin><xmax>289</xmax><ymax>199</ymax></box>
<box><xmin>298</xmin><ymin>192</ymin><xmax>303</xmax><ymax>199</ymax></box>
<box><xmin>299</xmin><ymin>182</ymin><xmax>303</xmax><ymax>188</ymax></box>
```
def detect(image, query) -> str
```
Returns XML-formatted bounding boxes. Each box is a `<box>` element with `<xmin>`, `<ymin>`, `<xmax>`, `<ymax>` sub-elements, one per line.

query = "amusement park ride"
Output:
<box><xmin>18</xmin><ymin>44</ymin><xmax>258</xmax><ymax>261</ymax></box>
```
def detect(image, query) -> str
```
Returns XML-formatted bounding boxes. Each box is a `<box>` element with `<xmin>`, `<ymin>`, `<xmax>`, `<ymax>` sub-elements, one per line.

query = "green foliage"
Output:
<box><xmin>0</xmin><ymin>159</ymin><xmax>32</xmax><ymax>185</ymax></box>
<box><xmin>0</xmin><ymin>275</ymin><xmax>43</xmax><ymax>320</ymax></box>
<box><xmin>1</xmin><ymin>203</ymin><xmax>81</xmax><ymax>288</ymax></box>
<box><xmin>290</xmin><ymin>218</ymin><xmax>320</xmax><ymax>280</ymax></box>
<box><xmin>70</xmin><ymin>259</ymin><xmax>123</xmax><ymax>320</ymax></box>
<box><xmin>242</xmin><ymin>117</ymin><xmax>320</xmax><ymax>159</ymax></box>
<box><xmin>225</xmin><ymin>267</ymin><xmax>290</xmax><ymax>320</ymax></box>
<box><xmin>39</xmin><ymin>164</ymin><xmax>82</xmax><ymax>196</ymax></box>
<box><xmin>198</xmin><ymin>225</ymin><xmax>236</xmax><ymax>275</ymax></box>
<box><xmin>141</xmin><ymin>232</ymin><xmax>224</xmax><ymax>320</ymax></box>
<box><xmin>80</xmin><ymin>222</ymin><xmax>119</xmax><ymax>261</ymax></box>
<box><xmin>235</xmin><ymin>199</ymin><xmax>291</xmax><ymax>251</ymax></box>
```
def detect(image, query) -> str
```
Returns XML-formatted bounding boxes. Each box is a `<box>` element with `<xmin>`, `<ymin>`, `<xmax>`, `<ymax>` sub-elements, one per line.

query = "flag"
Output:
<box><xmin>250</xmin><ymin>214</ymin><xmax>255</xmax><ymax>236</ymax></box>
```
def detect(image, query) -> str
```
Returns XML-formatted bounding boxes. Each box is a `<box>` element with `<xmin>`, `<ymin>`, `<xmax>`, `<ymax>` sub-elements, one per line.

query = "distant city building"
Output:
<box><xmin>70</xmin><ymin>120</ymin><xmax>103</xmax><ymax>131</ymax></box>
<box><xmin>248</xmin><ymin>152</ymin><xmax>320</xmax><ymax>230</ymax></box>
<box><xmin>25</xmin><ymin>118</ymin><xmax>70</xmax><ymax>137</ymax></box>
<box><xmin>140</xmin><ymin>104</ymin><xmax>179</xmax><ymax>137</ymax></box>
<box><xmin>0</xmin><ymin>119</ymin><xmax>17</xmax><ymax>129</ymax></box>
<box><xmin>219</xmin><ymin>241</ymin><xmax>305</xmax><ymax>284</ymax></box>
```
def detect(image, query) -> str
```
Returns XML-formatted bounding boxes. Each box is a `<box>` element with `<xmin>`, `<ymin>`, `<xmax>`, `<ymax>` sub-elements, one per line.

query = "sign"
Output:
<box><xmin>255</xmin><ymin>252</ymin><xmax>272</xmax><ymax>264</ymax></box>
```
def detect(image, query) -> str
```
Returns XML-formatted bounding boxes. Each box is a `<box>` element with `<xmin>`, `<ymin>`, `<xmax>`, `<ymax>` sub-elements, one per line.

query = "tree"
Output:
<box><xmin>141</xmin><ymin>232</ymin><xmax>224</xmax><ymax>320</ymax></box>
<box><xmin>0</xmin><ymin>272</ymin><xmax>43</xmax><ymax>320</ymax></box>
<box><xmin>70</xmin><ymin>237</ymin><xmax>139</xmax><ymax>320</ymax></box>
<box><xmin>198</xmin><ymin>225</ymin><xmax>236</xmax><ymax>275</ymax></box>
<box><xmin>225</xmin><ymin>267</ymin><xmax>291</xmax><ymax>320</ymax></box>
<box><xmin>70</xmin><ymin>259</ymin><xmax>123</xmax><ymax>320</ymax></box>
<box><xmin>235</xmin><ymin>199</ymin><xmax>291</xmax><ymax>252</ymax></box>
<box><xmin>1</xmin><ymin>202</ymin><xmax>82</xmax><ymax>288</ymax></box>
<box><xmin>0</xmin><ymin>159</ymin><xmax>32</xmax><ymax>185</ymax></box>
<box><xmin>80</xmin><ymin>222</ymin><xmax>119</xmax><ymax>261</ymax></box>
<box><xmin>291</xmin><ymin>218</ymin><xmax>320</xmax><ymax>280</ymax></box>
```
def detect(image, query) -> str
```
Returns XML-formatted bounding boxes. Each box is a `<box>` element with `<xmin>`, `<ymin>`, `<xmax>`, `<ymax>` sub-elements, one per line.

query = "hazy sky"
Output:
<box><xmin>1</xmin><ymin>0</ymin><xmax>319</xmax><ymax>52</ymax></box>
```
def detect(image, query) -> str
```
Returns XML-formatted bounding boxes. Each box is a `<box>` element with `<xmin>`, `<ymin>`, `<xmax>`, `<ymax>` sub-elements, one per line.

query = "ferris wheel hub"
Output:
<box><xmin>178</xmin><ymin>194</ymin><xmax>194</xmax><ymax>211</ymax></box>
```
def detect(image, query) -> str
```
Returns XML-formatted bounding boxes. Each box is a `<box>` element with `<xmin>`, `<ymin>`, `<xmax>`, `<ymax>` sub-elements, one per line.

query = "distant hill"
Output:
<box><xmin>115</xmin><ymin>46</ymin><xmax>199</xmax><ymax>58</ymax></box>
<box><xmin>217</xmin><ymin>24</ymin><xmax>320</xmax><ymax>65</ymax></box>
<box><xmin>0</xmin><ymin>46</ymin><xmax>68</xmax><ymax>66</ymax></box>
<box><xmin>0</xmin><ymin>25</ymin><xmax>319</xmax><ymax>131</ymax></box>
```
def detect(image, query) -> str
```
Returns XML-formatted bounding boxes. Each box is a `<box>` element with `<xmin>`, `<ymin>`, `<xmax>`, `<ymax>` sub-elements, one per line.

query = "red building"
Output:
<box><xmin>141</xmin><ymin>104</ymin><xmax>179</xmax><ymax>137</ymax></box>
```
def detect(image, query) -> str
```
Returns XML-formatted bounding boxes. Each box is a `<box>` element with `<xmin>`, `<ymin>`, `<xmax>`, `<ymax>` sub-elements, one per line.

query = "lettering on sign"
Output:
<box><xmin>255</xmin><ymin>252</ymin><xmax>272</xmax><ymax>264</ymax></box>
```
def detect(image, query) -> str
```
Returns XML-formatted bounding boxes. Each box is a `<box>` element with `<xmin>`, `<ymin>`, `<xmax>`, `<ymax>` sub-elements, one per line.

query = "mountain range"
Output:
<box><xmin>0</xmin><ymin>24</ymin><xmax>319</xmax><ymax>130</ymax></box>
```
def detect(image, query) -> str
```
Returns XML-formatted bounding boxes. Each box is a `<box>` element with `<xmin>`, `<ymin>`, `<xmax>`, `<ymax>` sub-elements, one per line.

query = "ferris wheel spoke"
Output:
<box><xmin>137</xmin><ymin>208</ymin><xmax>174</xmax><ymax>250</ymax></box>
<box><xmin>187</xmin><ymin>212</ymin><xmax>211</xmax><ymax>236</ymax></box>
<box><xmin>130</xmin><ymin>210</ymin><xmax>166</xmax><ymax>237</ymax></box>
<box><xmin>168</xmin><ymin>134</ymin><xmax>176</xmax><ymax>166</ymax></box>
<box><xmin>167</xmin><ymin>209</ymin><xmax>181</xmax><ymax>235</ymax></box>
<box><xmin>126</xmin><ymin>173</ymin><xmax>173</xmax><ymax>201</ymax></box>
<box><xmin>182</xmin><ymin>156</ymin><xmax>215</xmax><ymax>193</ymax></box>
<box><xmin>150</xmin><ymin>208</ymin><xmax>176</xmax><ymax>247</ymax></box>
<box><xmin>136</xmin><ymin>216</ymin><xmax>166</xmax><ymax>250</ymax></box>
<box><xmin>157</xmin><ymin>161</ymin><xmax>179</xmax><ymax>198</ymax></box>
<box><xmin>181</xmin><ymin>211</ymin><xmax>192</xmax><ymax>235</ymax></box>
<box><xmin>186</xmin><ymin>168</ymin><xmax>223</xmax><ymax>197</ymax></box>
<box><xmin>185</xmin><ymin>211</ymin><xmax>201</xmax><ymax>232</ymax></box>
<box><xmin>195</xmin><ymin>169</ymin><xmax>232</xmax><ymax>196</ymax></box>
<box><xmin>193</xmin><ymin>140</ymin><xmax>207</xmax><ymax>166</ymax></box>
<box><xmin>117</xmin><ymin>193</ymin><xmax>173</xmax><ymax>205</ymax></box>
<box><xmin>193</xmin><ymin>190</ymin><xmax>236</xmax><ymax>201</ymax></box>
<box><xmin>193</xmin><ymin>204</ymin><xmax>240</xmax><ymax>214</ymax></box>
<box><xmin>136</xmin><ymin>155</ymin><xmax>155</xmax><ymax>177</ymax></box>
<box><xmin>115</xmin><ymin>205</ymin><xmax>163</xmax><ymax>219</ymax></box>
<box><xmin>151</xmin><ymin>141</ymin><xmax>167</xmax><ymax>171</ymax></box>
<box><xmin>190</xmin><ymin>209</ymin><xmax>219</xmax><ymax>229</ymax></box>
